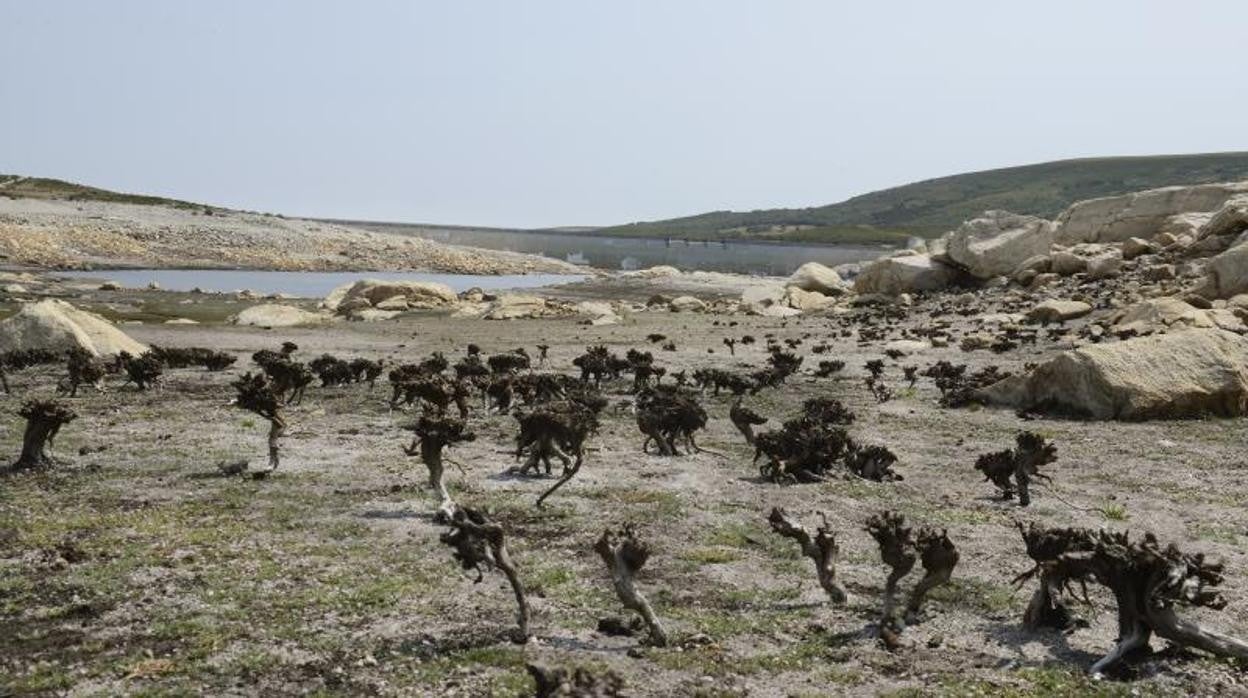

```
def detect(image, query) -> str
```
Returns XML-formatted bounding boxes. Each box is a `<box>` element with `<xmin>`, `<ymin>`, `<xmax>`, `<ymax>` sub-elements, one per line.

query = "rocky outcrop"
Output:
<box><xmin>853</xmin><ymin>252</ymin><xmax>957</xmax><ymax>295</ymax></box>
<box><xmin>323</xmin><ymin>279</ymin><xmax>457</xmax><ymax>315</ymax></box>
<box><xmin>944</xmin><ymin>211</ymin><xmax>1056</xmax><ymax>279</ymax></box>
<box><xmin>1200</xmin><ymin>240</ymin><xmax>1248</xmax><ymax>298</ymax></box>
<box><xmin>1196</xmin><ymin>194</ymin><xmax>1248</xmax><ymax>240</ymax></box>
<box><xmin>0</xmin><ymin>299</ymin><xmax>148</xmax><ymax>356</ymax></box>
<box><xmin>782</xmin><ymin>287</ymin><xmax>834</xmax><ymax>312</ymax></box>
<box><xmin>1055</xmin><ymin>181</ymin><xmax>1248</xmax><ymax>245</ymax></box>
<box><xmin>1049</xmin><ymin>244</ymin><xmax>1120</xmax><ymax>277</ymax></box>
<box><xmin>1027</xmin><ymin>299</ymin><xmax>1092</xmax><ymax>323</ymax></box>
<box><xmin>1109</xmin><ymin>298</ymin><xmax>1244</xmax><ymax>335</ymax></box>
<box><xmin>978</xmin><ymin>329</ymin><xmax>1248</xmax><ymax>420</ymax></box>
<box><xmin>476</xmin><ymin>294</ymin><xmax>576</xmax><ymax>320</ymax></box>
<box><xmin>668</xmin><ymin>296</ymin><xmax>707</xmax><ymax>312</ymax></box>
<box><xmin>786</xmin><ymin>262</ymin><xmax>847</xmax><ymax>295</ymax></box>
<box><xmin>231</xmin><ymin>304</ymin><xmax>329</xmax><ymax>328</ymax></box>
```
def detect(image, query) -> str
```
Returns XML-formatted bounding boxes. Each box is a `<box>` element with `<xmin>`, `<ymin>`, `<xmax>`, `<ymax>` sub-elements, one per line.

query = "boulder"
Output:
<box><xmin>2</xmin><ymin>283</ymin><xmax>27</xmax><ymax>294</ymax></box>
<box><xmin>1085</xmin><ymin>248</ymin><xmax>1124</xmax><ymax>280</ymax></box>
<box><xmin>1110</xmin><ymin>297</ymin><xmax>1245</xmax><ymax>335</ymax></box>
<box><xmin>1121</xmin><ymin>237</ymin><xmax>1158</xmax><ymax>260</ymax></box>
<box><xmin>1201</xmin><ymin>241</ymin><xmax>1248</xmax><ymax>298</ymax></box>
<box><xmin>1196</xmin><ymin>194</ymin><xmax>1248</xmax><ymax>239</ymax></box>
<box><xmin>1055</xmin><ymin>181</ymin><xmax>1248</xmax><ymax>245</ymax></box>
<box><xmin>622</xmin><ymin>265</ymin><xmax>682</xmax><ymax>278</ymax></box>
<box><xmin>0</xmin><ymin>299</ymin><xmax>148</xmax><ymax>356</ymax></box>
<box><xmin>668</xmin><ymin>296</ymin><xmax>707</xmax><ymax>313</ymax></box>
<box><xmin>1049</xmin><ymin>244</ymin><xmax>1118</xmax><ymax>277</ymax></box>
<box><xmin>323</xmin><ymin>279</ymin><xmax>457</xmax><ymax>313</ymax></box>
<box><xmin>1027</xmin><ymin>299</ymin><xmax>1092</xmax><ymax>323</ymax></box>
<box><xmin>944</xmin><ymin>211</ymin><xmax>1056</xmax><ymax>279</ymax></box>
<box><xmin>740</xmin><ymin>284</ymin><xmax>787</xmax><ymax>314</ymax></box>
<box><xmin>782</xmin><ymin>287</ymin><xmax>833</xmax><ymax>312</ymax></box>
<box><xmin>785</xmin><ymin>262</ymin><xmax>847</xmax><ymax>295</ymax></box>
<box><xmin>978</xmin><ymin>329</ymin><xmax>1248</xmax><ymax>420</ymax></box>
<box><xmin>483</xmin><ymin>294</ymin><xmax>550</xmax><ymax>320</ymax></box>
<box><xmin>231</xmin><ymin>304</ymin><xmax>329</xmax><ymax>328</ymax></box>
<box><xmin>853</xmin><ymin>253</ymin><xmax>956</xmax><ymax>295</ymax></box>
<box><xmin>480</xmin><ymin>294</ymin><xmax>573</xmax><ymax>320</ymax></box>
<box><xmin>577</xmin><ymin>301</ymin><xmax>622</xmax><ymax>325</ymax></box>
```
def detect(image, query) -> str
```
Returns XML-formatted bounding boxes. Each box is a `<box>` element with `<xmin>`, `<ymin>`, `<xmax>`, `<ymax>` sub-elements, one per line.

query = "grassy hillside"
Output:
<box><xmin>0</xmin><ymin>175</ymin><xmax>206</xmax><ymax>210</ymax></box>
<box><xmin>595</xmin><ymin>152</ymin><xmax>1248</xmax><ymax>243</ymax></box>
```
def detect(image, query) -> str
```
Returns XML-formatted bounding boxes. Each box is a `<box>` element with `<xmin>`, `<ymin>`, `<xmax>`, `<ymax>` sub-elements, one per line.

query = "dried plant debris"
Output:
<box><xmin>754</xmin><ymin>399</ymin><xmax>900</xmax><ymax>482</ymax></box>
<box><xmin>974</xmin><ymin>432</ymin><xmax>1057</xmax><ymax>506</ymax></box>
<box><xmin>439</xmin><ymin>507</ymin><xmax>531</xmax><ymax>641</ymax></box>
<box><xmin>1012</xmin><ymin>523</ymin><xmax>1248</xmax><ymax>677</ymax></box>
<box><xmin>12</xmin><ymin>400</ymin><xmax>77</xmax><ymax>471</ymax></box>
<box><xmin>768</xmin><ymin>508</ymin><xmax>846</xmax><ymax>603</ymax></box>
<box><xmin>594</xmin><ymin>525</ymin><xmax>668</xmax><ymax>647</ymax></box>
<box><xmin>404</xmin><ymin>414</ymin><xmax>476</xmax><ymax>518</ymax></box>
<box><xmin>635</xmin><ymin>386</ymin><xmax>708</xmax><ymax>456</ymax></box>
<box><xmin>231</xmin><ymin>372</ymin><xmax>286</xmax><ymax>472</ymax></box>
<box><xmin>865</xmin><ymin>511</ymin><xmax>958</xmax><ymax>650</ymax></box>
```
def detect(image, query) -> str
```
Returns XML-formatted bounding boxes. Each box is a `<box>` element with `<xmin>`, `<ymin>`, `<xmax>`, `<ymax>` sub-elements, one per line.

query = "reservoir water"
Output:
<box><xmin>63</xmin><ymin>270</ymin><xmax>586</xmax><ymax>299</ymax></box>
<box><xmin>355</xmin><ymin>225</ymin><xmax>890</xmax><ymax>276</ymax></box>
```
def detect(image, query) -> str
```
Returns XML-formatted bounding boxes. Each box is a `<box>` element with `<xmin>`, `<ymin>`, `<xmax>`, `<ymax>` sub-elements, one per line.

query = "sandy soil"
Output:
<box><xmin>0</xmin><ymin>198</ymin><xmax>583</xmax><ymax>275</ymax></box>
<box><xmin>2</xmin><ymin>276</ymin><xmax>1248</xmax><ymax>697</ymax></box>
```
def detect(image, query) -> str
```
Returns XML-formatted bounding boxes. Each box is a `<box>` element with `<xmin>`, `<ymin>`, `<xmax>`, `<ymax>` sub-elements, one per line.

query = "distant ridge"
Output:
<box><xmin>593</xmin><ymin>152</ymin><xmax>1248</xmax><ymax>244</ymax></box>
<box><xmin>8</xmin><ymin>151</ymin><xmax>1248</xmax><ymax>245</ymax></box>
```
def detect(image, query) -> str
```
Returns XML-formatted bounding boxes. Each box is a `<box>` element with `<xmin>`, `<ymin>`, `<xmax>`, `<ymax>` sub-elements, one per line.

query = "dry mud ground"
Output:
<box><xmin>3</xmin><ymin>293</ymin><xmax>1248</xmax><ymax>696</ymax></box>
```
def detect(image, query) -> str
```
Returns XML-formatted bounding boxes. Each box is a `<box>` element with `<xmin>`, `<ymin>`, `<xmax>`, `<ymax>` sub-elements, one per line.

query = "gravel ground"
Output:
<box><xmin>2</xmin><ymin>276</ymin><xmax>1248</xmax><ymax>696</ymax></box>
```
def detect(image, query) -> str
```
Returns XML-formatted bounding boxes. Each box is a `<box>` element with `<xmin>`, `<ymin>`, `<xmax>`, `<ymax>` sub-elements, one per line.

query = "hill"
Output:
<box><xmin>593</xmin><ymin>152</ymin><xmax>1248</xmax><ymax>243</ymax></box>
<box><xmin>0</xmin><ymin>174</ymin><xmax>207</xmax><ymax>210</ymax></box>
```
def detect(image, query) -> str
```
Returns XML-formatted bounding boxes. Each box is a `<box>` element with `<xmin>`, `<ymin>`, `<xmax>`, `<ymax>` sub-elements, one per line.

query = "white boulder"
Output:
<box><xmin>978</xmin><ymin>329</ymin><xmax>1248</xmax><ymax>420</ymax></box>
<box><xmin>786</xmin><ymin>262</ymin><xmax>847</xmax><ymax>295</ymax></box>
<box><xmin>0</xmin><ymin>299</ymin><xmax>148</xmax><ymax>356</ymax></box>
<box><xmin>944</xmin><ymin>211</ymin><xmax>1056</xmax><ymax>279</ymax></box>
<box><xmin>323</xmin><ymin>279</ymin><xmax>457</xmax><ymax>313</ymax></box>
<box><xmin>1055</xmin><ymin>181</ymin><xmax>1248</xmax><ymax>245</ymax></box>
<box><xmin>231</xmin><ymin>304</ymin><xmax>329</xmax><ymax>328</ymax></box>
<box><xmin>853</xmin><ymin>253</ymin><xmax>957</xmax><ymax>295</ymax></box>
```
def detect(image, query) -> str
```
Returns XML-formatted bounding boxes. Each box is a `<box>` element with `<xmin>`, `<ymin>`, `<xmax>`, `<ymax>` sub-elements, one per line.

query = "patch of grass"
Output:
<box><xmin>1100</xmin><ymin>503</ymin><xmax>1129</xmax><ymax>521</ymax></box>
<box><xmin>926</xmin><ymin>576</ymin><xmax>1019</xmax><ymax>616</ymax></box>
<box><xmin>680</xmin><ymin>547</ymin><xmax>742</xmax><ymax>566</ymax></box>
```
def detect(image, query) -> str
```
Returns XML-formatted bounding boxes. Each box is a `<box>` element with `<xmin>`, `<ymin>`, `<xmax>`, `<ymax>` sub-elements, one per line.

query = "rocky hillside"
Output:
<box><xmin>595</xmin><ymin>152</ymin><xmax>1248</xmax><ymax>242</ymax></box>
<box><xmin>0</xmin><ymin>197</ymin><xmax>581</xmax><ymax>275</ymax></box>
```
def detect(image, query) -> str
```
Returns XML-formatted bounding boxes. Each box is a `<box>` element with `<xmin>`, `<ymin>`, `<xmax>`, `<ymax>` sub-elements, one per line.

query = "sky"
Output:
<box><xmin>2</xmin><ymin>1</ymin><xmax>1246</xmax><ymax>229</ymax></box>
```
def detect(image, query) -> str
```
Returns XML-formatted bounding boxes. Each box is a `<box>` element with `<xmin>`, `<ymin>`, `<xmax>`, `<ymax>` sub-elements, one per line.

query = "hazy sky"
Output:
<box><xmin>2</xmin><ymin>1</ymin><xmax>1245</xmax><ymax>228</ymax></box>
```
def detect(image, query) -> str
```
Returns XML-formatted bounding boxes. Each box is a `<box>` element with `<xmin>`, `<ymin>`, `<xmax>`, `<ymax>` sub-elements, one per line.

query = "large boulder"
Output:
<box><xmin>481</xmin><ymin>294</ymin><xmax>572</xmax><ymax>320</ymax></box>
<box><xmin>786</xmin><ymin>262</ymin><xmax>847</xmax><ymax>295</ymax></box>
<box><xmin>0</xmin><ymin>299</ymin><xmax>147</xmax><ymax>357</ymax></box>
<box><xmin>1200</xmin><ymin>240</ymin><xmax>1248</xmax><ymax>299</ymax></box>
<box><xmin>978</xmin><ymin>329</ymin><xmax>1248</xmax><ymax>420</ymax></box>
<box><xmin>323</xmin><ymin>279</ymin><xmax>457</xmax><ymax>313</ymax></box>
<box><xmin>1049</xmin><ymin>243</ymin><xmax>1118</xmax><ymax>277</ymax></box>
<box><xmin>944</xmin><ymin>211</ymin><xmax>1056</xmax><ymax>279</ymax></box>
<box><xmin>782</xmin><ymin>287</ymin><xmax>834</xmax><ymax>312</ymax></box>
<box><xmin>1027</xmin><ymin>299</ymin><xmax>1092</xmax><ymax>323</ymax></box>
<box><xmin>740</xmin><ymin>284</ymin><xmax>787</xmax><ymax>314</ymax></box>
<box><xmin>853</xmin><ymin>253</ymin><xmax>957</xmax><ymax>295</ymax></box>
<box><xmin>1055</xmin><ymin>181</ymin><xmax>1248</xmax><ymax>245</ymax></box>
<box><xmin>231</xmin><ymin>304</ymin><xmax>329</xmax><ymax>328</ymax></box>
<box><xmin>668</xmin><ymin>296</ymin><xmax>707</xmax><ymax>313</ymax></box>
<box><xmin>1110</xmin><ymin>297</ymin><xmax>1244</xmax><ymax>335</ymax></box>
<box><xmin>1196</xmin><ymin>194</ymin><xmax>1248</xmax><ymax>240</ymax></box>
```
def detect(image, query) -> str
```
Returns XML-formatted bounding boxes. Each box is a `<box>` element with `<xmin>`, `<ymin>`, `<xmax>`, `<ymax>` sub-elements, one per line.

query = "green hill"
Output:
<box><xmin>0</xmin><ymin>175</ymin><xmax>205</xmax><ymax>210</ymax></box>
<box><xmin>593</xmin><ymin>152</ymin><xmax>1248</xmax><ymax>244</ymax></box>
